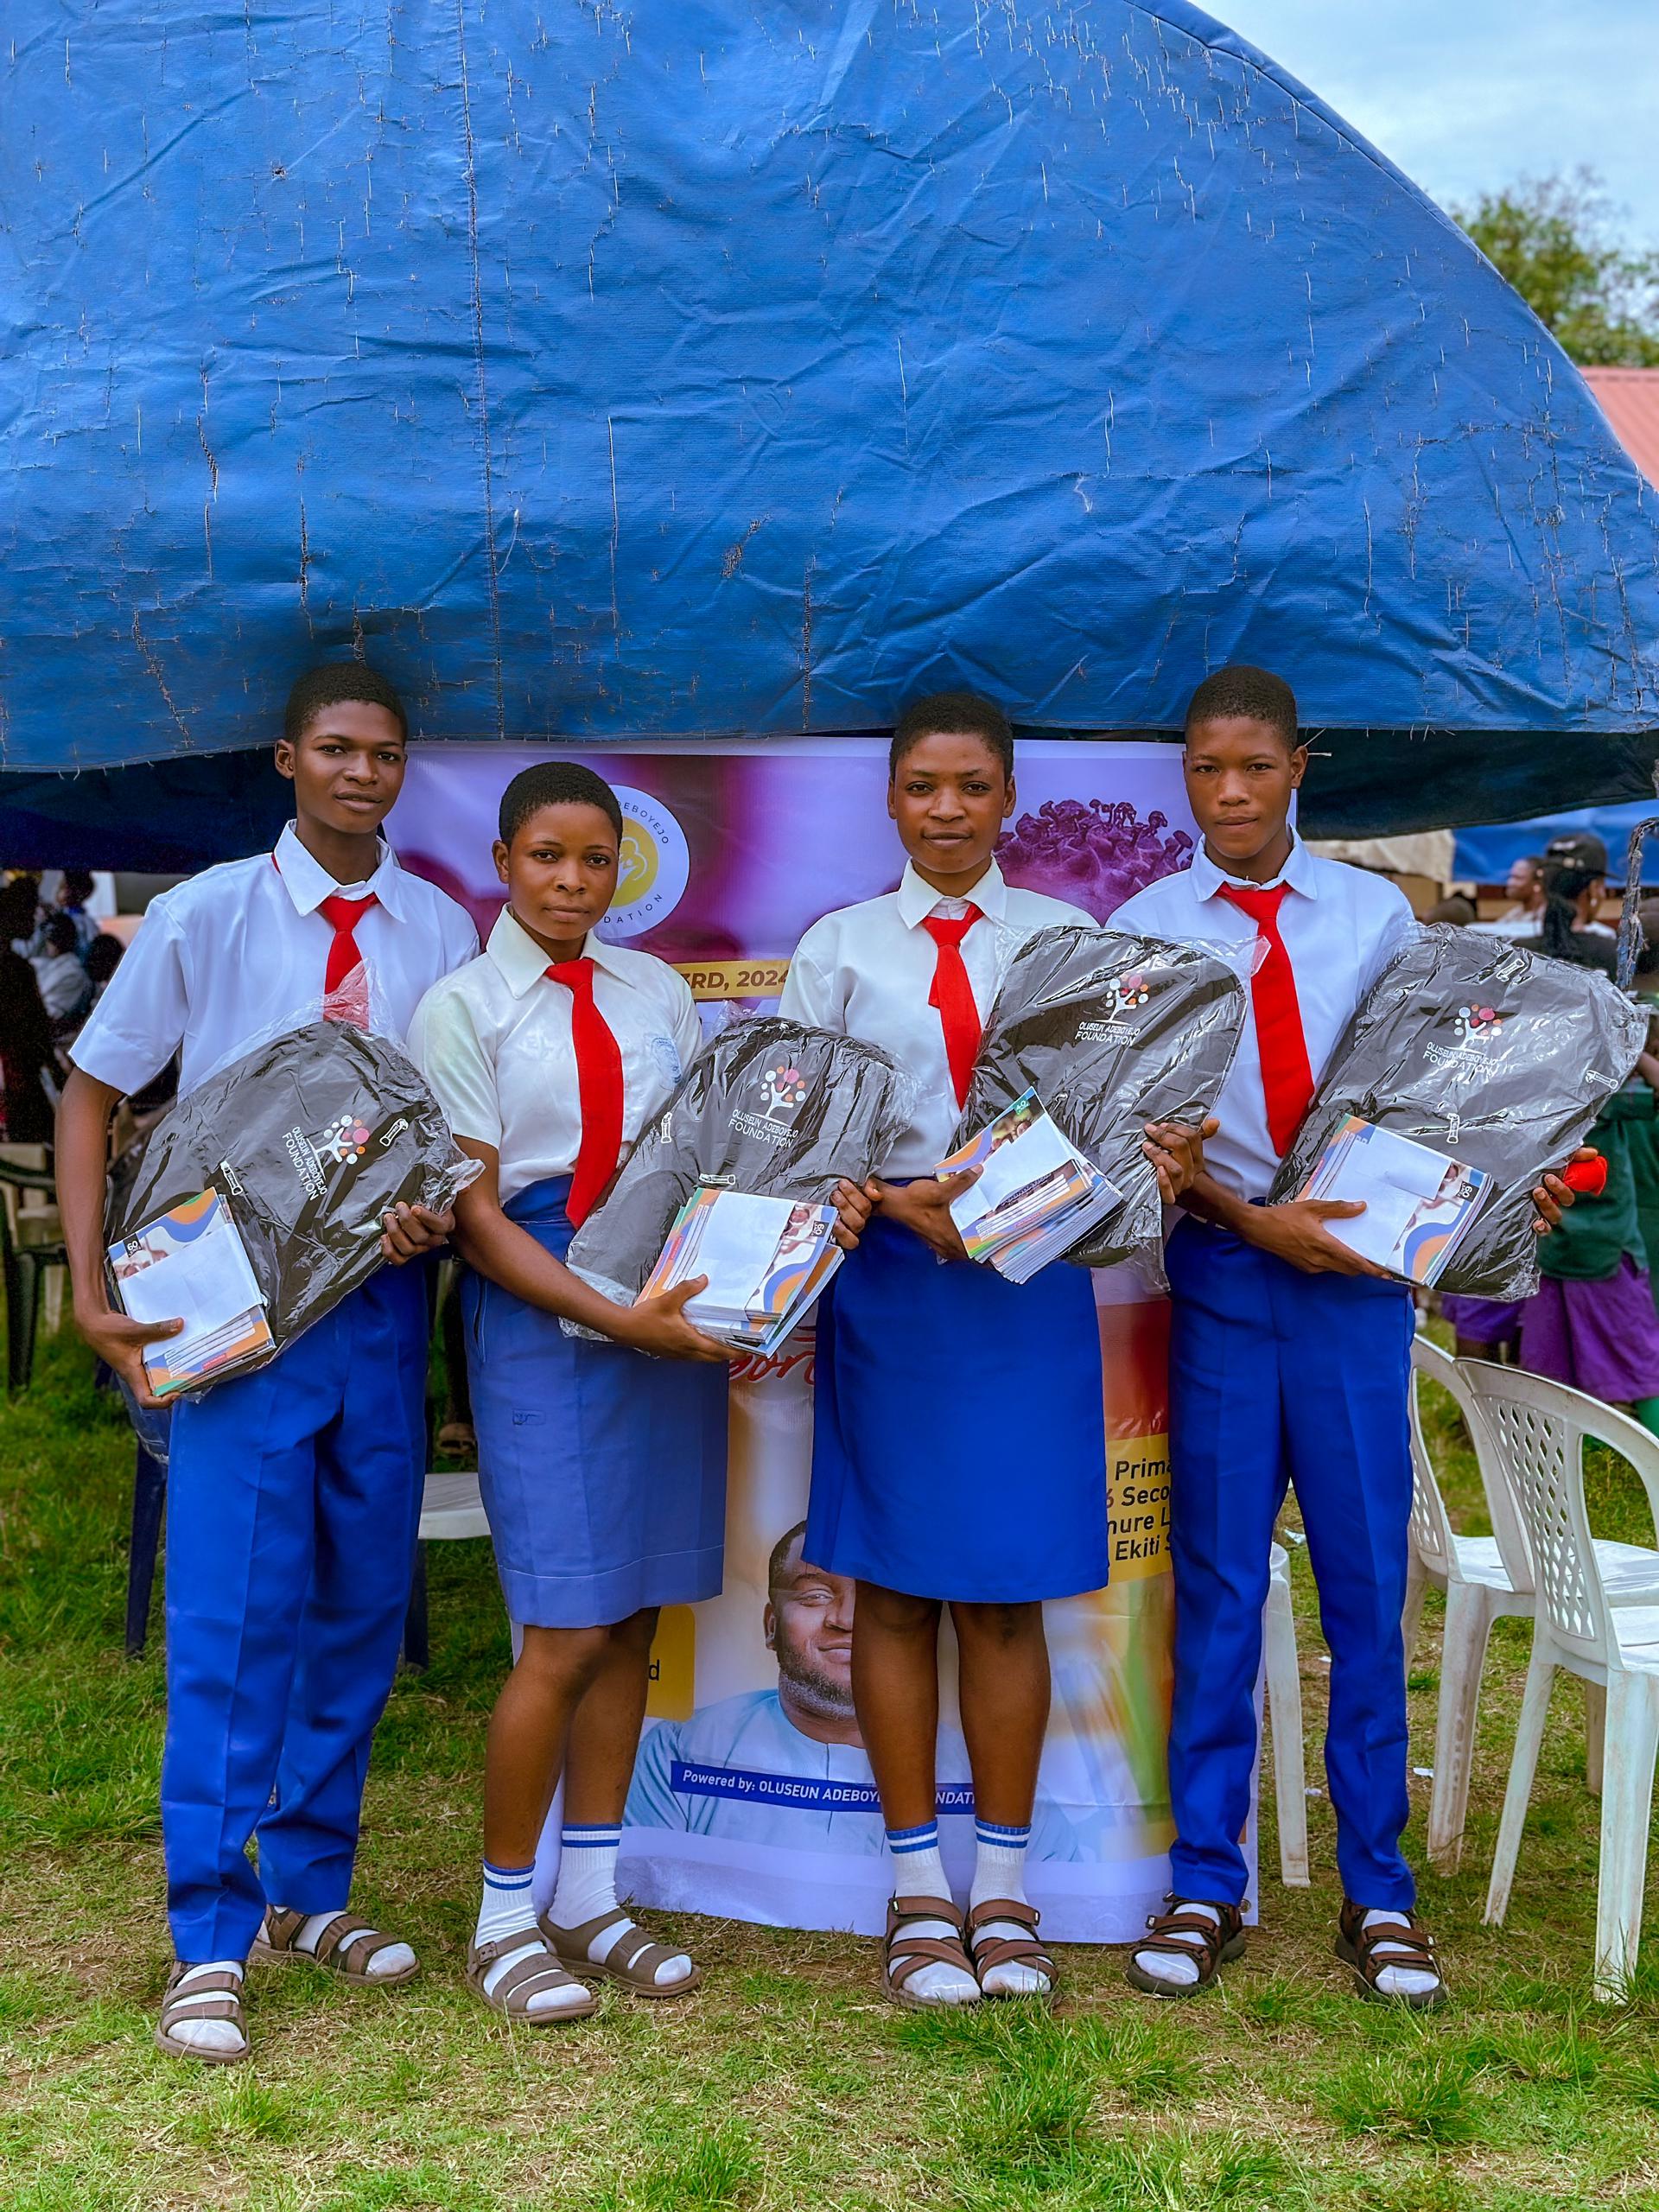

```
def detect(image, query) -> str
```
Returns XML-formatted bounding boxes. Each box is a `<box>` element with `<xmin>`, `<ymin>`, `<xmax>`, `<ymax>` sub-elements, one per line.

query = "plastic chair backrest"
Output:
<box><xmin>1459</xmin><ymin>1364</ymin><xmax>1619</xmax><ymax>1669</ymax></box>
<box><xmin>1407</xmin><ymin>1337</ymin><xmax>1459</xmax><ymax>1578</ymax></box>
<box><xmin>1410</xmin><ymin>1335</ymin><xmax>1535</xmax><ymax>1590</ymax></box>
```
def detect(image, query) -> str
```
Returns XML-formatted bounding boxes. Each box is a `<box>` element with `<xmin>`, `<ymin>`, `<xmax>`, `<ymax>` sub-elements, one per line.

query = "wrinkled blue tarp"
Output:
<box><xmin>3</xmin><ymin>0</ymin><xmax>1657</xmax><ymax>836</ymax></box>
<box><xmin>1456</xmin><ymin>806</ymin><xmax>1659</xmax><ymax>889</ymax></box>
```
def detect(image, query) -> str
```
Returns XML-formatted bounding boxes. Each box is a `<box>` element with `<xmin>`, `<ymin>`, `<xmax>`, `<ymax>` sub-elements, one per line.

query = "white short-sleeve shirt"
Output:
<box><xmin>70</xmin><ymin>821</ymin><xmax>479</xmax><ymax>1098</ymax></box>
<box><xmin>1112</xmin><ymin>836</ymin><xmax>1415</xmax><ymax>1200</ymax></box>
<box><xmin>779</xmin><ymin>858</ymin><xmax>1098</xmax><ymax>1177</ymax></box>
<box><xmin>407</xmin><ymin>907</ymin><xmax>704</xmax><ymax>1202</ymax></box>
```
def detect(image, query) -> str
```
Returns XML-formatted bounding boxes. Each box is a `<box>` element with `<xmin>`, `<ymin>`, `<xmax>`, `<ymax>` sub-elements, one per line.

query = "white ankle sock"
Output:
<box><xmin>887</xmin><ymin>1822</ymin><xmax>978</xmax><ymax>2005</ymax></box>
<box><xmin>969</xmin><ymin>1820</ymin><xmax>1050</xmax><ymax>1997</ymax></box>
<box><xmin>276</xmin><ymin>1907</ymin><xmax>416</xmax><ymax>1982</ymax></box>
<box><xmin>1132</xmin><ymin>1898</ymin><xmax>1217</xmax><ymax>1987</ymax></box>
<box><xmin>1360</xmin><ymin>1907</ymin><xmax>1441</xmax><ymax>1999</ymax></box>
<box><xmin>550</xmin><ymin>1823</ymin><xmax>692</xmax><ymax>1990</ymax></box>
<box><xmin>168</xmin><ymin>1959</ymin><xmax>247</xmax><ymax>2056</ymax></box>
<box><xmin>474</xmin><ymin>1859</ymin><xmax>588</xmax><ymax>2018</ymax></box>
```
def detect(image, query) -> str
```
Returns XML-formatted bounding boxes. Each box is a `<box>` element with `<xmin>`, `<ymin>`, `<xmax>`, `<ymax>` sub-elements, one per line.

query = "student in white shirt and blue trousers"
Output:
<box><xmin>409</xmin><ymin>762</ymin><xmax>874</xmax><ymax>2024</ymax></box>
<box><xmin>780</xmin><ymin>692</ymin><xmax>1205</xmax><ymax>2008</ymax></box>
<box><xmin>56</xmin><ymin>666</ymin><xmax>479</xmax><ymax>2063</ymax></box>
<box><xmin>1112</xmin><ymin>665</ymin><xmax>1580</xmax><ymax>2009</ymax></box>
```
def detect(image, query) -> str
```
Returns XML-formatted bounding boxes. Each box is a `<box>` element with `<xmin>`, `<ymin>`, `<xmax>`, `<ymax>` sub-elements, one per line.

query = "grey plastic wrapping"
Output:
<box><xmin>105</xmin><ymin>1020</ymin><xmax>480</xmax><ymax>1395</ymax></box>
<box><xmin>563</xmin><ymin>1017</ymin><xmax>915</xmax><ymax>1333</ymax></box>
<box><xmin>1269</xmin><ymin>925</ymin><xmax>1650</xmax><ymax>1300</ymax></box>
<box><xmin>952</xmin><ymin>925</ymin><xmax>1250</xmax><ymax>1274</ymax></box>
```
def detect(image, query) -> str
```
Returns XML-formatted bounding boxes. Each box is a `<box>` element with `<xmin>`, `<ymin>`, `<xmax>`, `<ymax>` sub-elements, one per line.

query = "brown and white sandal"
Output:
<box><xmin>155</xmin><ymin>1962</ymin><xmax>250</xmax><ymax>2063</ymax></box>
<box><xmin>965</xmin><ymin>1897</ymin><xmax>1058</xmax><ymax>2001</ymax></box>
<box><xmin>880</xmin><ymin>1894</ymin><xmax>979</xmax><ymax>2011</ymax></box>
<box><xmin>467</xmin><ymin>1931</ymin><xmax>600</xmax><ymax>2023</ymax></box>
<box><xmin>541</xmin><ymin>1907</ymin><xmax>702</xmax><ymax>1999</ymax></box>
<box><xmin>251</xmin><ymin>1907</ymin><xmax>419</xmax><ymax>1986</ymax></box>
<box><xmin>1123</xmin><ymin>1896</ymin><xmax>1247</xmax><ymax>1998</ymax></box>
<box><xmin>1337</xmin><ymin>1901</ymin><xmax>1447</xmax><ymax>2011</ymax></box>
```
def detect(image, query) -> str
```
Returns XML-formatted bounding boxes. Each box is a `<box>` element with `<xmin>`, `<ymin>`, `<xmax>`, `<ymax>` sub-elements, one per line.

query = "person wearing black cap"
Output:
<box><xmin>1515</xmin><ymin>834</ymin><xmax>1617</xmax><ymax>974</ymax></box>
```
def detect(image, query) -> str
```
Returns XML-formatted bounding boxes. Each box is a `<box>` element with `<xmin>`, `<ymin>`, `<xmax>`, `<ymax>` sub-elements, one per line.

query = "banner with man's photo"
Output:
<box><xmin>391</xmin><ymin>737</ymin><xmax>1232</xmax><ymax>1944</ymax></box>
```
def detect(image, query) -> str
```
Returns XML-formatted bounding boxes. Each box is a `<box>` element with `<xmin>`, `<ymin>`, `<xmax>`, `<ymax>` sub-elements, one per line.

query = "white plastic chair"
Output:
<box><xmin>1462</xmin><ymin>1364</ymin><xmax>1659</xmax><ymax>2000</ymax></box>
<box><xmin>1407</xmin><ymin>1337</ymin><xmax>1659</xmax><ymax>1868</ymax></box>
<box><xmin>1265</xmin><ymin>1539</ymin><xmax>1308</xmax><ymax>1886</ymax></box>
<box><xmin>418</xmin><ymin>1467</ymin><xmax>491</xmax><ymax>1541</ymax></box>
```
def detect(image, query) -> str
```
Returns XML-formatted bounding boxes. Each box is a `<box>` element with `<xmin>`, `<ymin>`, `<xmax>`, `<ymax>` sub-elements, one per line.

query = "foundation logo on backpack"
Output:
<box><xmin>594</xmin><ymin>787</ymin><xmax>691</xmax><ymax>942</ymax></box>
<box><xmin>730</xmin><ymin>1060</ymin><xmax>810</xmax><ymax>1147</ymax></box>
<box><xmin>1076</xmin><ymin>972</ymin><xmax>1153</xmax><ymax>1040</ymax></box>
<box><xmin>1427</xmin><ymin>1002</ymin><xmax>1505</xmax><ymax>1071</ymax></box>
<box><xmin>283</xmin><ymin>1111</ymin><xmax>373</xmax><ymax>1198</ymax></box>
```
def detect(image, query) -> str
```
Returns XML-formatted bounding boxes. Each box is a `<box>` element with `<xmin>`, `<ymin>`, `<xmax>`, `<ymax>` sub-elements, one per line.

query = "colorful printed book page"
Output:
<box><xmin>1300</xmin><ymin>1116</ymin><xmax>1490</xmax><ymax>1286</ymax></box>
<box><xmin>108</xmin><ymin>1186</ymin><xmax>274</xmax><ymax>1395</ymax></box>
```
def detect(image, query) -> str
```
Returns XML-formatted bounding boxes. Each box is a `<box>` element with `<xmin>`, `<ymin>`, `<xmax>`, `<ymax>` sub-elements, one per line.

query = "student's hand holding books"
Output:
<box><xmin>74</xmin><ymin>1300</ymin><xmax>187</xmax><ymax>1410</ymax></box>
<box><xmin>830</xmin><ymin>1178</ymin><xmax>879</xmax><ymax>1252</ymax></box>
<box><xmin>615</xmin><ymin>1274</ymin><xmax>735</xmax><ymax>1363</ymax></box>
<box><xmin>1249</xmin><ymin>1198</ymin><xmax>1394</xmax><ymax>1280</ymax></box>
<box><xmin>874</xmin><ymin>1171</ymin><xmax>978</xmax><ymax>1262</ymax></box>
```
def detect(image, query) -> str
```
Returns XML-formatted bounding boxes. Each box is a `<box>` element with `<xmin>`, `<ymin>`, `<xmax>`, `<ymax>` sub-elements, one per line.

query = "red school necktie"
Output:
<box><xmin>317</xmin><ymin>893</ymin><xmax>378</xmax><ymax>1026</ymax></box>
<box><xmin>545</xmin><ymin>958</ymin><xmax>626</xmax><ymax>1226</ymax></box>
<box><xmin>1216</xmin><ymin>883</ymin><xmax>1315</xmax><ymax>1155</ymax></box>
<box><xmin>921</xmin><ymin>906</ymin><xmax>984</xmax><ymax>1109</ymax></box>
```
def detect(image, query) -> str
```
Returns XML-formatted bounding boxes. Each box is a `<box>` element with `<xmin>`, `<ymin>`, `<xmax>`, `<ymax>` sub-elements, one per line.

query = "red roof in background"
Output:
<box><xmin>1582</xmin><ymin>367</ymin><xmax>1659</xmax><ymax>487</ymax></box>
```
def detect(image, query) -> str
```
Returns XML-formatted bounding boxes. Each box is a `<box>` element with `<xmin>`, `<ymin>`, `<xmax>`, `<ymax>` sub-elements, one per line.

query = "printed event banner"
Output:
<box><xmin>392</xmin><ymin>738</ymin><xmax>1234</xmax><ymax>1943</ymax></box>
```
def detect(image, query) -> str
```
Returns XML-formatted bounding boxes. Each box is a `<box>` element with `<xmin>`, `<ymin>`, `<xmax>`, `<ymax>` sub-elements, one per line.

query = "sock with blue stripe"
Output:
<box><xmin>550</xmin><ymin>1822</ymin><xmax>692</xmax><ymax>1990</ymax></box>
<box><xmin>474</xmin><ymin>1858</ymin><xmax>588</xmax><ymax>2018</ymax></box>
<box><xmin>970</xmin><ymin>1819</ymin><xmax>1051</xmax><ymax>1997</ymax></box>
<box><xmin>885</xmin><ymin>1821</ymin><xmax>977</xmax><ymax>2005</ymax></box>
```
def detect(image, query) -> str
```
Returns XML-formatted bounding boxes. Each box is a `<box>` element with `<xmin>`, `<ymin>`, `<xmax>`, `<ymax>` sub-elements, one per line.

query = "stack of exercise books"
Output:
<box><xmin>109</xmin><ymin>1186</ymin><xmax>275</xmax><ymax>1395</ymax></box>
<box><xmin>639</xmin><ymin>1184</ymin><xmax>843</xmax><ymax>1352</ymax></box>
<box><xmin>1297</xmin><ymin>1116</ymin><xmax>1491</xmax><ymax>1287</ymax></box>
<box><xmin>937</xmin><ymin>1089</ymin><xmax>1119</xmax><ymax>1284</ymax></box>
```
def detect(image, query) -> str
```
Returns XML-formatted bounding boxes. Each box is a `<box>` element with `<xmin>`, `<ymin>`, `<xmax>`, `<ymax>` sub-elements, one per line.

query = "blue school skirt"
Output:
<box><xmin>461</xmin><ymin>1176</ymin><xmax>729</xmax><ymax>1629</ymax></box>
<box><xmin>806</xmin><ymin>1208</ymin><xmax>1110</xmax><ymax>1603</ymax></box>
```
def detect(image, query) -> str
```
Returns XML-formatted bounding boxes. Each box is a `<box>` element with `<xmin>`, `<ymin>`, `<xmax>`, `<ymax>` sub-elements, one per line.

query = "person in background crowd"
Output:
<box><xmin>1470</xmin><ymin>853</ymin><xmax>1547</xmax><ymax>938</ymax></box>
<box><xmin>0</xmin><ymin>881</ymin><xmax>60</xmax><ymax>1144</ymax></box>
<box><xmin>1514</xmin><ymin>834</ymin><xmax>1618</xmax><ymax>974</ymax></box>
<box><xmin>47</xmin><ymin>868</ymin><xmax>102</xmax><ymax>957</ymax></box>
<box><xmin>84</xmin><ymin>931</ymin><xmax>124</xmax><ymax>1005</ymax></box>
<box><xmin>1426</xmin><ymin>894</ymin><xmax>1477</xmax><ymax>926</ymax></box>
<box><xmin>30</xmin><ymin>912</ymin><xmax>92</xmax><ymax>1027</ymax></box>
<box><xmin>55</xmin><ymin>661</ymin><xmax>476</xmax><ymax>2067</ymax></box>
<box><xmin>4</xmin><ymin>873</ymin><xmax>43</xmax><ymax>955</ymax></box>
<box><xmin>1516</xmin><ymin>891</ymin><xmax>1659</xmax><ymax>1427</ymax></box>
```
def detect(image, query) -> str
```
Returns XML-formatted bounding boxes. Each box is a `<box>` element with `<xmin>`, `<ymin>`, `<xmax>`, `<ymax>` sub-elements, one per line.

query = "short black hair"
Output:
<box><xmin>283</xmin><ymin>662</ymin><xmax>408</xmax><ymax>746</ymax></box>
<box><xmin>889</xmin><ymin>690</ymin><xmax>1014</xmax><ymax>781</ymax></box>
<box><xmin>85</xmin><ymin>932</ymin><xmax>124</xmax><ymax>984</ymax></box>
<box><xmin>1184</xmin><ymin>664</ymin><xmax>1300</xmax><ymax>750</ymax></box>
<box><xmin>43</xmin><ymin>912</ymin><xmax>79</xmax><ymax>955</ymax></box>
<box><xmin>498</xmin><ymin>761</ymin><xmax>624</xmax><ymax>846</ymax></box>
<box><xmin>60</xmin><ymin>868</ymin><xmax>95</xmax><ymax>905</ymax></box>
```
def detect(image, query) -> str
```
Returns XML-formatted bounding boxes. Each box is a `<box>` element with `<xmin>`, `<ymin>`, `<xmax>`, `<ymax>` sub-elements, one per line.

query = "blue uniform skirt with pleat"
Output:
<box><xmin>462</xmin><ymin>1176</ymin><xmax>729</xmax><ymax>1629</ymax></box>
<box><xmin>806</xmin><ymin>1207</ymin><xmax>1109</xmax><ymax>1603</ymax></box>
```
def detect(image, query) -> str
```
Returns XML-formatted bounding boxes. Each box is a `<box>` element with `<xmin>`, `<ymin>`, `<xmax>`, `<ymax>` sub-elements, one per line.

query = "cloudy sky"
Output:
<box><xmin>1219</xmin><ymin>0</ymin><xmax>1659</xmax><ymax>243</ymax></box>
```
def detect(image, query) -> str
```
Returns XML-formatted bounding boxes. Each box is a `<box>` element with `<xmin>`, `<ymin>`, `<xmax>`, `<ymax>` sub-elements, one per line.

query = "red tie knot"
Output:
<box><xmin>1216</xmin><ymin>881</ymin><xmax>1290</xmax><ymax>930</ymax></box>
<box><xmin>921</xmin><ymin>903</ymin><xmax>982</xmax><ymax>952</ymax></box>
<box><xmin>318</xmin><ymin>891</ymin><xmax>378</xmax><ymax>932</ymax></box>
<box><xmin>546</xmin><ymin>957</ymin><xmax>595</xmax><ymax>998</ymax></box>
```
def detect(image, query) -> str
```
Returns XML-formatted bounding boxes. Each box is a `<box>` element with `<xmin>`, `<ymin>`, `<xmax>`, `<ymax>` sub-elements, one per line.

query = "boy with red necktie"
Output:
<box><xmin>1113</xmin><ymin>665</ymin><xmax>1579</xmax><ymax>2009</ymax></box>
<box><xmin>57</xmin><ymin>664</ymin><xmax>478</xmax><ymax>2062</ymax></box>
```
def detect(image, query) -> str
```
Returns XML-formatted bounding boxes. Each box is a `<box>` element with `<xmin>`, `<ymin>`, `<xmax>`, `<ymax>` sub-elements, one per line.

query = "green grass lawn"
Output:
<box><xmin>3</xmin><ymin>1319</ymin><xmax>1659</xmax><ymax>2210</ymax></box>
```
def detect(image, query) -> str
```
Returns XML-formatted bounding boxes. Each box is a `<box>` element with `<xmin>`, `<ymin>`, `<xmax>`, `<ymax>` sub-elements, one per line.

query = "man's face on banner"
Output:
<box><xmin>766</xmin><ymin>1530</ymin><xmax>856</xmax><ymax>1726</ymax></box>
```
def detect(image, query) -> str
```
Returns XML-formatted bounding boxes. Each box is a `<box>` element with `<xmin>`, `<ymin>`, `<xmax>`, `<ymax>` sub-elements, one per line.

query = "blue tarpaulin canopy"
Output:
<box><xmin>3</xmin><ymin>0</ymin><xmax>1658</xmax><ymax>863</ymax></box>
<box><xmin>1455</xmin><ymin>805</ymin><xmax>1659</xmax><ymax>889</ymax></box>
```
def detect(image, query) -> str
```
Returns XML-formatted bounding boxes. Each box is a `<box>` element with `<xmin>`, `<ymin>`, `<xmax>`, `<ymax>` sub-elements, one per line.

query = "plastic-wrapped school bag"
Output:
<box><xmin>106</xmin><ymin>1020</ymin><xmax>477</xmax><ymax>1395</ymax></box>
<box><xmin>952</xmin><ymin>924</ymin><xmax>1249</xmax><ymax>1270</ymax></box>
<box><xmin>565</xmin><ymin>1016</ymin><xmax>913</xmax><ymax>1319</ymax></box>
<box><xmin>1269</xmin><ymin>925</ymin><xmax>1651</xmax><ymax>1300</ymax></box>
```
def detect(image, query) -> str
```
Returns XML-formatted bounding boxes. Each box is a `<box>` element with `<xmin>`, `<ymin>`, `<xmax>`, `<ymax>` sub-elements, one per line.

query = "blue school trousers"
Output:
<box><xmin>1164</xmin><ymin>1216</ymin><xmax>1416</xmax><ymax>1910</ymax></box>
<box><xmin>160</xmin><ymin>1266</ymin><xmax>429</xmax><ymax>1964</ymax></box>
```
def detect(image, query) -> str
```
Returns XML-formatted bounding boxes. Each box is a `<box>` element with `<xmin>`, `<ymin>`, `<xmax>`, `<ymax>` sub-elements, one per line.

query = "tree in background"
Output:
<box><xmin>1456</xmin><ymin>169</ymin><xmax>1659</xmax><ymax>366</ymax></box>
